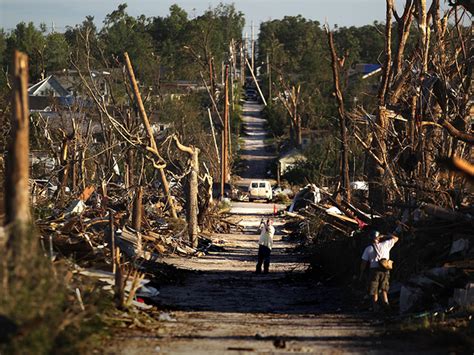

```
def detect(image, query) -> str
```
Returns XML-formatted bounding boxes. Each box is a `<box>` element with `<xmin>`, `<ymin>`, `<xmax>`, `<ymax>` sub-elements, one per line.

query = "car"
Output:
<box><xmin>248</xmin><ymin>180</ymin><xmax>273</xmax><ymax>202</ymax></box>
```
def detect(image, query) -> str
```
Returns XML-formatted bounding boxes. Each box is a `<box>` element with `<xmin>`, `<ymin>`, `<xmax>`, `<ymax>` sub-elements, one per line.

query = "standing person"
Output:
<box><xmin>359</xmin><ymin>230</ymin><xmax>399</xmax><ymax>310</ymax></box>
<box><xmin>256</xmin><ymin>218</ymin><xmax>275</xmax><ymax>274</ymax></box>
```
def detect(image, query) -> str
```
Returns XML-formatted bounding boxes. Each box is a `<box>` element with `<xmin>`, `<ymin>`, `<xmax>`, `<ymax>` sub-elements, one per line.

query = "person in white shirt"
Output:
<box><xmin>359</xmin><ymin>230</ymin><xmax>398</xmax><ymax>310</ymax></box>
<box><xmin>256</xmin><ymin>218</ymin><xmax>275</xmax><ymax>274</ymax></box>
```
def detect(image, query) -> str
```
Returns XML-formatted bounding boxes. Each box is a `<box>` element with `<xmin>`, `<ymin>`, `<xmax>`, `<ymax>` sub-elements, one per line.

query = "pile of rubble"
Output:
<box><xmin>284</xmin><ymin>184</ymin><xmax>474</xmax><ymax>314</ymax></box>
<box><xmin>32</xmin><ymin>182</ymin><xmax>239</xmax><ymax>311</ymax></box>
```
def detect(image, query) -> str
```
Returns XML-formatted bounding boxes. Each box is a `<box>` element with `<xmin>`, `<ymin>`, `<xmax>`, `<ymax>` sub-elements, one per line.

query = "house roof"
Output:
<box><xmin>278</xmin><ymin>148</ymin><xmax>306</xmax><ymax>162</ymax></box>
<box><xmin>28</xmin><ymin>75</ymin><xmax>70</xmax><ymax>97</ymax></box>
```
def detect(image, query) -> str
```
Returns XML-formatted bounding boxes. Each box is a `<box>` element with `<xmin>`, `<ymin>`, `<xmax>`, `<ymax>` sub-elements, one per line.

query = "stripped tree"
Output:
<box><xmin>326</xmin><ymin>24</ymin><xmax>351</xmax><ymax>203</ymax></box>
<box><xmin>173</xmin><ymin>135</ymin><xmax>200</xmax><ymax>248</ymax></box>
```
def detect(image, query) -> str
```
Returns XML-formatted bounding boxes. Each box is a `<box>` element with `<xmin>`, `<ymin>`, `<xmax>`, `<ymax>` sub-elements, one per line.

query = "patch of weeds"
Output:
<box><xmin>53</xmin><ymin>284</ymin><xmax>115</xmax><ymax>354</ymax></box>
<box><xmin>0</xmin><ymin>222</ymin><xmax>116</xmax><ymax>354</ymax></box>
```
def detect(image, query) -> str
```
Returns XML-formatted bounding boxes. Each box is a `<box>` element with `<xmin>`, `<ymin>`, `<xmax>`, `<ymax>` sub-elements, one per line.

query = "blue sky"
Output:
<box><xmin>0</xmin><ymin>0</ymin><xmax>450</xmax><ymax>32</ymax></box>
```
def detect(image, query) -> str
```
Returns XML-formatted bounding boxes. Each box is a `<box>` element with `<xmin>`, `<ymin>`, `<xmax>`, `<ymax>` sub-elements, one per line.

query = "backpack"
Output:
<box><xmin>378</xmin><ymin>258</ymin><xmax>393</xmax><ymax>270</ymax></box>
<box><xmin>372</xmin><ymin>245</ymin><xmax>394</xmax><ymax>270</ymax></box>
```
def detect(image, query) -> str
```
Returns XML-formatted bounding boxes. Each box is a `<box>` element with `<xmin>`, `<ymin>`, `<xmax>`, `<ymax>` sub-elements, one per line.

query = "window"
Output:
<box><xmin>259</xmin><ymin>182</ymin><xmax>266</xmax><ymax>188</ymax></box>
<box><xmin>251</xmin><ymin>183</ymin><xmax>258</xmax><ymax>188</ymax></box>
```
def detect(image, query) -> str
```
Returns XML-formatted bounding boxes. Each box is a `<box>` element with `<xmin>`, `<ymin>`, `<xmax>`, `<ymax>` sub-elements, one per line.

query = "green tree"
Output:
<box><xmin>44</xmin><ymin>32</ymin><xmax>69</xmax><ymax>72</ymax></box>
<box><xmin>65</xmin><ymin>16</ymin><xmax>101</xmax><ymax>71</ymax></box>
<box><xmin>149</xmin><ymin>5</ymin><xmax>190</xmax><ymax>80</ymax></box>
<box><xmin>0</xmin><ymin>29</ymin><xmax>7</xmax><ymax>68</ymax></box>
<box><xmin>100</xmin><ymin>3</ymin><xmax>156</xmax><ymax>81</ymax></box>
<box><xmin>149</xmin><ymin>3</ymin><xmax>244</xmax><ymax>81</ymax></box>
<box><xmin>6</xmin><ymin>22</ymin><xmax>46</xmax><ymax>80</ymax></box>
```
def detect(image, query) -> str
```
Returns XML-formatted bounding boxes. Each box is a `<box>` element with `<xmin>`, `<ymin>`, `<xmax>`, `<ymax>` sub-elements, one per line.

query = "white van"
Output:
<box><xmin>248</xmin><ymin>180</ymin><xmax>273</xmax><ymax>202</ymax></box>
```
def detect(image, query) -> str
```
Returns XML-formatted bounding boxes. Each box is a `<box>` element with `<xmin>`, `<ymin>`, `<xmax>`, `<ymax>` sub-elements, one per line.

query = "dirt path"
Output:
<box><xmin>107</xmin><ymin>102</ymin><xmax>440</xmax><ymax>354</ymax></box>
<box><xmin>109</xmin><ymin>102</ymin><xmax>378</xmax><ymax>354</ymax></box>
<box><xmin>110</xmin><ymin>212</ymin><xmax>382</xmax><ymax>354</ymax></box>
<box><xmin>236</xmin><ymin>101</ymin><xmax>275</xmax><ymax>188</ymax></box>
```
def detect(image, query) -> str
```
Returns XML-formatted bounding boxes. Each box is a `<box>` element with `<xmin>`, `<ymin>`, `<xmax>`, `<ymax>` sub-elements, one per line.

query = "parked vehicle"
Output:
<box><xmin>248</xmin><ymin>180</ymin><xmax>273</xmax><ymax>202</ymax></box>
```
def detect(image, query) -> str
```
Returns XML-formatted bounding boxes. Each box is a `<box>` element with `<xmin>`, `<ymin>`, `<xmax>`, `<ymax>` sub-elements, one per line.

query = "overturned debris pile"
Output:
<box><xmin>395</xmin><ymin>203</ymin><xmax>474</xmax><ymax>313</ymax></box>
<box><xmin>30</xmin><ymin>176</ymin><xmax>240</xmax><ymax>316</ymax></box>
<box><xmin>284</xmin><ymin>185</ymin><xmax>474</xmax><ymax>314</ymax></box>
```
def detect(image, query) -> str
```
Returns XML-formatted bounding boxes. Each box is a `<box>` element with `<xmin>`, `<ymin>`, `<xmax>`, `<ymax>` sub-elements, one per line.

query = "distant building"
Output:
<box><xmin>53</xmin><ymin>69</ymin><xmax>112</xmax><ymax>104</ymax></box>
<box><xmin>348</xmin><ymin>63</ymin><xmax>381</xmax><ymax>79</ymax></box>
<box><xmin>278</xmin><ymin>148</ymin><xmax>307</xmax><ymax>176</ymax></box>
<box><xmin>28</xmin><ymin>75</ymin><xmax>73</xmax><ymax>110</ymax></box>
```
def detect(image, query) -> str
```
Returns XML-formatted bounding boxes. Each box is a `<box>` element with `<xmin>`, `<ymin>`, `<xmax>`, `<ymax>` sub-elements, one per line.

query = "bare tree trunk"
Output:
<box><xmin>368</xmin><ymin>107</ymin><xmax>389</xmax><ymax>213</ymax></box>
<box><xmin>109</xmin><ymin>209</ymin><xmax>116</xmax><ymax>274</ymax></box>
<box><xmin>132</xmin><ymin>186</ymin><xmax>143</xmax><ymax>232</ymax></box>
<box><xmin>294</xmin><ymin>114</ymin><xmax>302</xmax><ymax>148</ymax></box>
<box><xmin>123</xmin><ymin>52</ymin><xmax>177</xmax><ymax>219</ymax></box>
<box><xmin>392</xmin><ymin>1</ymin><xmax>414</xmax><ymax>80</ymax></box>
<box><xmin>198</xmin><ymin>172</ymin><xmax>213</xmax><ymax>227</ymax></box>
<box><xmin>415</xmin><ymin>0</ymin><xmax>430</xmax><ymax>73</ymax></box>
<box><xmin>278</xmin><ymin>84</ymin><xmax>302</xmax><ymax>148</ymax></box>
<box><xmin>379</xmin><ymin>0</ymin><xmax>394</xmax><ymax>106</ymax></box>
<box><xmin>109</xmin><ymin>209</ymin><xmax>124</xmax><ymax>309</ymax></box>
<box><xmin>55</xmin><ymin>137</ymin><xmax>69</xmax><ymax>202</ymax></box>
<box><xmin>326</xmin><ymin>25</ymin><xmax>351</xmax><ymax>203</ymax></box>
<box><xmin>3</xmin><ymin>51</ymin><xmax>31</xmax><ymax>292</ymax></box>
<box><xmin>188</xmin><ymin>151</ymin><xmax>199</xmax><ymax>248</ymax></box>
<box><xmin>5</xmin><ymin>51</ymin><xmax>31</xmax><ymax>228</ymax></box>
<box><xmin>368</xmin><ymin>0</ymin><xmax>394</xmax><ymax>213</ymax></box>
<box><xmin>173</xmin><ymin>136</ymin><xmax>200</xmax><ymax>248</ymax></box>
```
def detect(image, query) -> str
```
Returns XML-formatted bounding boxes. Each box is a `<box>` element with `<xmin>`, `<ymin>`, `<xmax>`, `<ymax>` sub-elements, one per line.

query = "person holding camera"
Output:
<box><xmin>359</xmin><ymin>230</ymin><xmax>398</xmax><ymax>311</ymax></box>
<box><xmin>256</xmin><ymin>218</ymin><xmax>275</xmax><ymax>274</ymax></box>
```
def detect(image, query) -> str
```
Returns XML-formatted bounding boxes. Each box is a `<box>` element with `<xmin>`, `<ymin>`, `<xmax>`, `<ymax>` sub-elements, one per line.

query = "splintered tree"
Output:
<box><xmin>277</xmin><ymin>82</ymin><xmax>302</xmax><ymax>148</ymax></box>
<box><xmin>123</xmin><ymin>52</ymin><xmax>178</xmax><ymax>219</ymax></box>
<box><xmin>173</xmin><ymin>135</ymin><xmax>200</xmax><ymax>248</ymax></box>
<box><xmin>364</xmin><ymin>0</ymin><xmax>472</xmax><ymax>211</ymax></box>
<box><xmin>5</xmin><ymin>51</ymin><xmax>30</xmax><ymax>229</ymax></box>
<box><xmin>326</xmin><ymin>24</ymin><xmax>351</xmax><ymax>203</ymax></box>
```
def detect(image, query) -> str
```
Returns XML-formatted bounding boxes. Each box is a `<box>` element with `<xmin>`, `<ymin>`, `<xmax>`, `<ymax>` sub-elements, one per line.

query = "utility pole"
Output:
<box><xmin>251</xmin><ymin>22</ymin><xmax>255</xmax><ymax>76</ymax></box>
<box><xmin>225</xmin><ymin>64</ymin><xmax>232</xmax><ymax>161</ymax></box>
<box><xmin>220</xmin><ymin>128</ymin><xmax>226</xmax><ymax>199</ymax></box>
<box><xmin>220</xmin><ymin>64</ymin><xmax>231</xmax><ymax>199</ymax></box>
<box><xmin>241</xmin><ymin>37</ymin><xmax>246</xmax><ymax>86</ymax></box>
<box><xmin>230</xmin><ymin>40</ymin><xmax>235</xmax><ymax>111</ymax></box>
<box><xmin>267</xmin><ymin>52</ymin><xmax>271</xmax><ymax>102</ymax></box>
<box><xmin>245</xmin><ymin>57</ymin><xmax>267</xmax><ymax>106</ymax></box>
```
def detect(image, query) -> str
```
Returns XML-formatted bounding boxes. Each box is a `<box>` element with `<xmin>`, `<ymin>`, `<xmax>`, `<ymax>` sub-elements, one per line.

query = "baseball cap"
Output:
<box><xmin>370</xmin><ymin>230</ymin><xmax>380</xmax><ymax>240</ymax></box>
